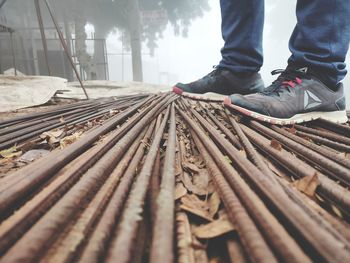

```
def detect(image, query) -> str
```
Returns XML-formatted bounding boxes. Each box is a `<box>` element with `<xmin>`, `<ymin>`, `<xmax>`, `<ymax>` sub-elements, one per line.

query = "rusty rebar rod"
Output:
<box><xmin>239</xmin><ymin>124</ymin><xmax>350</xmax><ymax>216</ymax></box>
<box><xmin>294</xmin><ymin>124</ymin><xmax>350</xmax><ymax>146</ymax></box>
<box><xmin>250</xmin><ymin>121</ymin><xmax>350</xmax><ymax>187</ymax></box>
<box><xmin>176</xmin><ymin>105</ymin><xmax>311</xmax><ymax>263</ymax></box>
<box><xmin>77</xmin><ymin>121</ymin><xmax>156</xmax><ymax>263</ymax></box>
<box><xmin>0</xmin><ymin>96</ymin><xmax>156</xmax><ymax>219</ymax></box>
<box><xmin>1</xmin><ymin>95</ymin><xmax>175</xmax><ymax>262</ymax></box>
<box><xmin>150</xmin><ymin>104</ymin><xmax>176</xmax><ymax>263</ymax></box>
<box><xmin>191</xmin><ymin>132</ymin><xmax>278</xmax><ymax>263</ymax></box>
<box><xmin>106</xmin><ymin>105</ymin><xmax>171</xmax><ymax>263</ymax></box>
<box><xmin>182</xmin><ymin>104</ymin><xmax>350</xmax><ymax>262</ymax></box>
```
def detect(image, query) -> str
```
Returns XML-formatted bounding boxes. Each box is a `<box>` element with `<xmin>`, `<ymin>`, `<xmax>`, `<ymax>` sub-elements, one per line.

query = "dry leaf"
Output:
<box><xmin>293</xmin><ymin>173</ymin><xmax>320</xmax><ymax>197</ymax></box>
<box><xmin>270</xmin><ymin>139</ymin><xmax>282</xmax><ymax>151</ymax></box>
<box><xmin>193</xmin><ymin>217</ymin><xmax>235</xmax><ymax>239</ymax></box>
<box><xmin>191</xmin><ymin>169</ymin><xmax>211</xmax><ymax>196</ymax></box>
<box><xmin>0</xmin><ymin>146</ymin><xmax>21</xmax><ymax>158</ymax></box>
<box><xmin>40</xmin><ymin>130</ymin><xmax>64</xmax><ymax>145</ymax></box>
<box><xmin>60</xmin><ymin>132</ymin><xmax>83</xmax><ymax>149</ymax></box>
<box><xmin>182</xmin><ymin>171</ymin><xmax>195</xmax><ymax>193</ymax></box>
<box><xmin>208</xmin><ymin>192</ymin><xmax>221</xmax><ymax>218</ymax></box>
<box><xmin>183</xmin><ymin>161</ymin><xmax>200</xmax><ymax>173</ymax></box>
<box><xmin>59</xmin><ymin>116</ymin><xmax>65</xmax><ymax>123</ymax></box>
<box><xmin>180</xmin><ymin>195</ymin><xmax>212</xmax><ymax>221</ymax></box>
<box><xmin>287</xmin><ymin>127</ymin><xmax>297</xmax><ymax>134</ymax></box>
<box><xmin>175</xmin><ymin>182</ymin><xmax>187</xmax><ymax>200</ymax></box>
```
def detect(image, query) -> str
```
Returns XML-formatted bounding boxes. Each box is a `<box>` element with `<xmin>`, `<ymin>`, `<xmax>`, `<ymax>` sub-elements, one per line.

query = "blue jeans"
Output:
<box><xmin>218</xmin><ymin>0</ymin><xmax>350</xmax><ymax>86</ymax></box>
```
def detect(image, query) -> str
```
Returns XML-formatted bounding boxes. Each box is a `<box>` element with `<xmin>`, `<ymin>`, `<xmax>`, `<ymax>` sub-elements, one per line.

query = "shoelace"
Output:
<box><xmin>261</xmin><ymin>68</ymin><xmax>310</xmax><ymax>96</ymax></box>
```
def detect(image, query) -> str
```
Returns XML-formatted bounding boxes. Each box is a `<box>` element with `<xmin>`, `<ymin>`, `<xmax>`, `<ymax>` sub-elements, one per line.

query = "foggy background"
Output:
<box><xmin>0</xmin><ymin>0</ymin><xmax>349</xmax><ymax>106</ymax></box>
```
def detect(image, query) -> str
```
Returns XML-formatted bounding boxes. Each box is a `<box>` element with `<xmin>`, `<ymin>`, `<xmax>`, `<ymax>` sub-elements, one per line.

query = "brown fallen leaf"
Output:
<box><xmin>182</xmin><ymin>171</ymin><xmax>195</xmax><ymax>192</ymax></box>
<box><xmin>180</xmin><ymin>195</ymin><xmax>212</xmax><ymax>221</ymax></box>
<box><xmin>183</xmin><ymin>161</ymin><xmax>200</xmax><ymax>173</ymax></box>
<box><xmin>208</xmin><ymin>192</ymin><xmax>221</xmax><ymax>218</ymax></box>
<box><xmin>40</xmin><ymin>130</ymin><xmax>64</xmax><ymax>145</ymax></box>
<box><xmin>287</xmin><ymin>126</ymin><xmax>297</xmax><ymax>134</ymax></box>
<box><xmin>293</xmin><ymin>173</ymin><xmax>320</xmax><ymax>197</ymax></box>
<box><xmin>191</xmin><ymin>169</ymin><xmax>211</xmax><ymax>196</ymax></box>
<box><xmin>175</xmin><ymin>182</ymin><xmax>187</xmax><ymax>200</ymax></box>
<box><xmin>60</xmin><ymin>131</ymin><xmax>83</xmax><ymax>149</ymax></box>
<box><xmin>270</xmin><ymin>139</ymin><xmax>282</xmax><ymax>151</ymax></box>
<box><xmin>193</xmin><ymin>217</ymin><xmax>235</xmax><ymax>239</ymax></box>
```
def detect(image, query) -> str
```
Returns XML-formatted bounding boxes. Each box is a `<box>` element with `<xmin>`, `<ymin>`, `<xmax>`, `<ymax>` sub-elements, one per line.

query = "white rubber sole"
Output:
<box><xmin>224</xmin><ymin>97</ymin><xmax>348</xmax><ymax>125</ymax></box>
<box><xmin>173</xmin><ymin>86</ymin><xmax>225</xmax><ymax>102</ymax></box>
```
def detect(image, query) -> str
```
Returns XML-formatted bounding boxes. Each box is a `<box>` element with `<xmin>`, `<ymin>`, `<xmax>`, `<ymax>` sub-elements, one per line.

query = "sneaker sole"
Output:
<box><xmin>173</xmin><ymin>86</ymin><xmax>225</xmax><ymax>102</ymax></box>
<box><xmin>223</xmin><ymin>97</ymin><xmax>348</xmax><ymax>125</ymax></box>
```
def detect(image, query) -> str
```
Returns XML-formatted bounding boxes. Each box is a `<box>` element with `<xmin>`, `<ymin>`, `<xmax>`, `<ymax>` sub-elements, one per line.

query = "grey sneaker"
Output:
<box><xmin>224</xmin><ymin>67</ymin><xmax>348</xmax><ymax>125</ymax></box>
<box><xmin>173</xmin><ymin>67</ymin><xmax>264</xmax><ymax>101</ymax></box>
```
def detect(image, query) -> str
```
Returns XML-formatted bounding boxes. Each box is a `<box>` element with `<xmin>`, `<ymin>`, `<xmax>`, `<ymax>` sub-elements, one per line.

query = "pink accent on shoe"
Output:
<box><xmin>172</xmin><ymin>86</ymin><xmax>183</xmax><ymax>95</ymax></box>
<box><xmin>223</xmin><ymin>96</ymin><xmax>232</xmax><ymax>106</ymax></box>
<box><xmin>282</xmin><ymin>81</ymin><xmax>296</xmax><ymax>88</ymax></box>
<box><xmin>295</xmin><ymin>77</ymin><xmax>302</xmax><ymax>84</ymax></box>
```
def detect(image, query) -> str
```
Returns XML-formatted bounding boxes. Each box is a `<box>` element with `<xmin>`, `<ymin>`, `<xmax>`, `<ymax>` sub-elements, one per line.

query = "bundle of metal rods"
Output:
<box><xmin>0</xmin><ymin>93</ymin><xmax>349</xmax><ymax>263</ymax></box>
<box><xmin>0</xmin><ymin>94</ymin><xmax>149</xmax><ymax>151</ymax></box>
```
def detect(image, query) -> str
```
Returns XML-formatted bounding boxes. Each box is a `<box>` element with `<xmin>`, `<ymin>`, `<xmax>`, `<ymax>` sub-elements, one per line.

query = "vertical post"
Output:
<box><xmin>34</xmin><ymin>0</ymin><xmax>51</xmax><ymax>76</ymax></box>
<box><xmin>43</xmin><ymin>0</ymin><xmax>89</xmax><ymax>99</ymax></box>
<box><xmin>103</xmin><ymin>39</ymin><xmax>109</xmax><ymax>80</ymax></box>
<box><xmin>9</xmin><ymin>32</ymin><xmax>17</xmax><ymax>76</ymax></box>
<box><xmin>127</xmin><ymin>0</ymin><xmax>143</xmax><ymax>82</ymax></box>
<box><xmin>121</xmin><ymin>31</ymin><xmax>124</xmax><ymax>81</ymax></box>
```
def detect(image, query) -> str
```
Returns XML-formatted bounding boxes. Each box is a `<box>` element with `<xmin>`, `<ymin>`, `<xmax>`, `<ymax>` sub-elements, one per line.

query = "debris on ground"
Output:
<box><xmin>0</xmin><ymin>93</ymin><xmax>349</xmax><ymax>263</ymax></box>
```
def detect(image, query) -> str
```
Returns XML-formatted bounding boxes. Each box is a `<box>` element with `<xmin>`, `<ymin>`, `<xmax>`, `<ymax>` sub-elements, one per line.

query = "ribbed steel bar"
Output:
<box><xmin>294</xmin><ymin>124</ymin><xmax>350</xmax><ymax>146</ymax></box>
<box><xmin>45</xmin><ymin>128</ymin><xmax>149</xmax><ymax>263</ymax></box>
<box><xmin>0</xmin><ymin>97</ymin><xmax>133</xmax><ymax>137</ymax></box>
<box><xmin>183</xmin><ymin>104</ymin><xmax>350</xmax><ymax>262</ymax></box>
<box><xmin>106</xmin><ymin>105</ymin><xmax>171</xmax><ymax>263</ymax></box>
<box><xmin>1</xmin><ymin>95</ymin><xmax>175</xmax><ymax>262</ymax></box>
<box><xmin>176</xmin><ymin>105</ymin><xmax>311</xmax><ymax>263</ymax></box>
<box><xmin>274</xmin><ymin>126</ymin><xmax>350</xmax><ymax>169</ymax></box>
<box><xmin>250</xmin><ymin>121</ymin><xmax>350</xmax><ymax>187</ymax></box>
<box><xmin>313</xmin><ymin>118</ymin><xmax>350</xmax><ymax>138</ymax></box>
<box><xmin>240</xmin><ymin>124</ymin><xmax>350</xmax><ymax>216</ymax></box>
<box><xmin>191</xmin><ymin>132</ymin><xmax>278</xmax><ymax>263</ymax></box>
<box><xmin>200</xmin><ymin>104</ymin><xmax>242</xmax><ymax>150</ymax></box>
<box><xmin>77</xmin><ymin>121</ymin><xmax>156</xmax><ymax>263</ymax></box>
<box><xmin>0</xmin><ymin>101</ymin><xmax>159</xmax><ymax>255</ymax></box>
<box><xmin>221</xmin><ymin>112</ymin><xmax>350</xmax><ymax>248</ymax></box>
<box><xmin>150</xmin><ymin>104</ymin><xmax>176</xmax><ymax>263</ymax></box>
<box><xmin>294</xmin><ymin>130</ymin><xmax>350</xmax><ymax>152</ymax></box>
<box><xmin>223</xmin><ymin>108</ymin><xmax>280</xmax><ymax>186</ymax></box>
<box><xmin>0</xmin><ymin>95</ymin><xmax>156</xmax><ymax>219</ymax></box>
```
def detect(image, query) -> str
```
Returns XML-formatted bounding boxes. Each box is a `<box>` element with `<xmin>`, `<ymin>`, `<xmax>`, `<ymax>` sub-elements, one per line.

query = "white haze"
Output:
<box><xmin>105</xmin><ymin>0</ymin><xmax>350</xmax><ymax>107</ymax></box>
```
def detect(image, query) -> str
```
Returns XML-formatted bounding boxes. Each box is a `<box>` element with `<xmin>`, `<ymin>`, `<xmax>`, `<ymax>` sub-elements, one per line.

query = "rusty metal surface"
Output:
<box><xmin>0</xmin><ymin>93</ymin><xmax>349</xmax><ymax>263</ymax></box>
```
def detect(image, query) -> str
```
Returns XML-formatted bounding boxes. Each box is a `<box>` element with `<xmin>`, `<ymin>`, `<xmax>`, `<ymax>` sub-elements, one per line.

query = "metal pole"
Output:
<box><xmin>34</xmin><ymin>0</ymin><xmax>51</xmax><ymax>76</ymax></box>
<box><xmin>9</xmin><ymin>32</ymin><xmax>17</xmax><ymax>76</ymax></box>
<box><xmin>0</xmin><ymin>0</ymin><xmax>8</xmax><ymax>10</ymax></box>
<box><xmin>43</xmin><ymin>0</ymin><xmax>89</xmax><ymax>99</ymax></box>
<box><xmin>122</xmin><ymin>31</ymin><xmax>124</xmax><ymax>81</ymax></box>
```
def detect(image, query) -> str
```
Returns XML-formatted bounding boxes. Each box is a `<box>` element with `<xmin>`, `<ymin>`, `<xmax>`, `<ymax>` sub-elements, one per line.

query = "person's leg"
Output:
<box><xmin>288</xmin><ymin>0</ymin><xmax>350</xmax><ymax>89</ymax></box>
<box><xmin>173</xmin><ymin>0</ymin><xmax>265</xmax><ymax>100</ymax></box>
<box><xmin>224</xmin><ymin>0</ymin><xmax>349</xmax><ymax>124</ymax></box>
<box><xmin>219</xmin><ymin>0</ymin><xmax>264</xmax><ymax>74</ymax></box>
